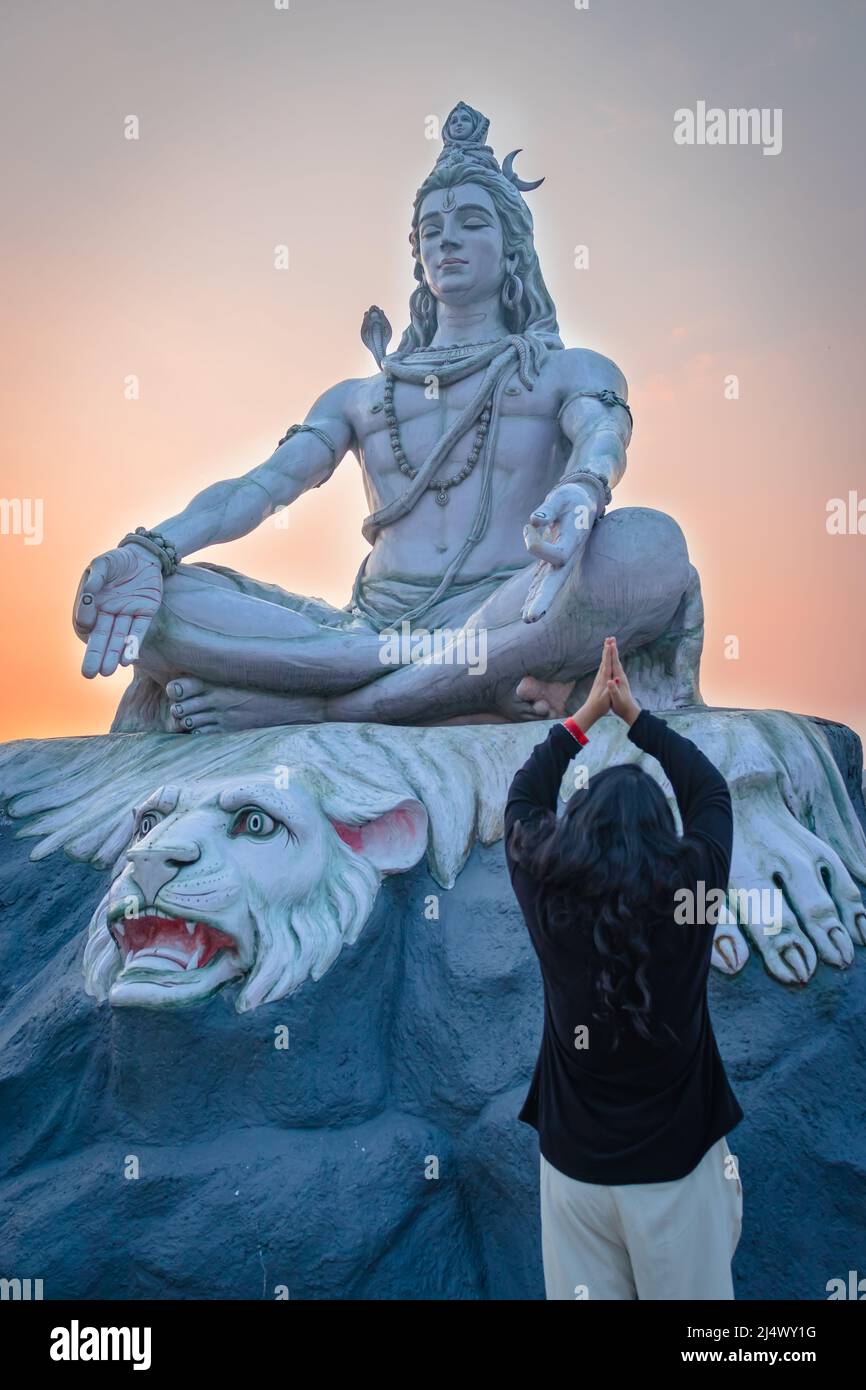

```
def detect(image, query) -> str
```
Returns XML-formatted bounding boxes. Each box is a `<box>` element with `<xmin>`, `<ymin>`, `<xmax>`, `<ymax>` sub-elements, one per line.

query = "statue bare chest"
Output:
<box><xmin>350</xmin><ymin>370</ymin><xmax>567</xmax><ymax>499</ymax></box>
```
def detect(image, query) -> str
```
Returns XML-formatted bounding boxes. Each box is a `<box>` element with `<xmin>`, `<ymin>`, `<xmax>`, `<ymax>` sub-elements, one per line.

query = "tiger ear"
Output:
<box><xmin>329</xmin><ymin>798</ymin><xmax>428</xmax><ymax>874</ymax></box>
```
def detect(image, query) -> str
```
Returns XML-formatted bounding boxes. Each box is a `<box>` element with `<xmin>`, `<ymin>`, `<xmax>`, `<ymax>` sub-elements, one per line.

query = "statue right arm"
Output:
<box><xmin>72</xmin><ymin>379</ymin><xmax>358</xmax><ymax>679</ymax></box>
<box><xmin>143</xmin><ymin>378</ymin><xmax>357</xmax><ymax>560</ymax></box>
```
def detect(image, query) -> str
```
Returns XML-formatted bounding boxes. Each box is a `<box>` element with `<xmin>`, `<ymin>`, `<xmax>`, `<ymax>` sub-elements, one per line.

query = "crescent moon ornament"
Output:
<box><xmin>501</xmin><ymin>148</ymin><xmax>545</xmax><ymax>192</ymax></box>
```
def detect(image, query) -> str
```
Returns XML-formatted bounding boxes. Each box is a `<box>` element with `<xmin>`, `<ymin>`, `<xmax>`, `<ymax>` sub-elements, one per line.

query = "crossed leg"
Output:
<box><xmin>120</xmin><ymin>505</ymin><xmax>692</xmax><ymax>733</ymax></box>
<box><xmin>328</xmin><ymin>506</ymin><xmax>692</xmax><ymax>724</ymax></box>
<box><xmin>114</xmin><ymin>560</ymin><xmax>398</xmax><ymax>731</ymax></box>
<box><xmin>144</xmin><ymin>507</ymin><xmax>691</xmax><ymax>732</ymax></box>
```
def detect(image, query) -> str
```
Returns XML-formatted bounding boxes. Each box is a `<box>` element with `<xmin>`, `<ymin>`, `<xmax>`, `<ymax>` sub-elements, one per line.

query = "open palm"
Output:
<box><xmin>73</xmin><ymin>545</ymin><xmax>163</xmax><ymax>678</ymax></box>
<box><xmin>521</xmin><ymin>482</ymin><xmax>591</xmax><ymax>623</ymax></box>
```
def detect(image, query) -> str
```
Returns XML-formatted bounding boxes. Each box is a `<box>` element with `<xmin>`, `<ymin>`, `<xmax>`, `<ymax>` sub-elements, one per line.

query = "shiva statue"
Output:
<box><xmin>73</xmin><ymin>101</ymin><xmax>703</xmax><ymax>732</ymax></box>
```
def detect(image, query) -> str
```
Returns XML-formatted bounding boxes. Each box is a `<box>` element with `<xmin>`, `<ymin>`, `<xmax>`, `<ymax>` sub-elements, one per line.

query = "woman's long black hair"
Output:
<box><xmin>508</xmin><ymin>763</ymin><xmax>703</xmax><ymax>1051</ymax></box>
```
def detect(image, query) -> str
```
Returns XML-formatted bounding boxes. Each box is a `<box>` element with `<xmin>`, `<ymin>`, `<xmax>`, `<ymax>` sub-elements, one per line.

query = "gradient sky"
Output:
<box><xmin>2</xmin><ymin>0</ymin><xmax>864</xmax><ymax>743</ymax></box>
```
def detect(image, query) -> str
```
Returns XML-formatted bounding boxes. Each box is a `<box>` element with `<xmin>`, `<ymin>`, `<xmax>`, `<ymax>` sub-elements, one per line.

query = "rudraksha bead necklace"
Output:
<box><xmin>382</xmin><ymin>373</ymin><xmax>493</xmax><ymax>506</ymax></box>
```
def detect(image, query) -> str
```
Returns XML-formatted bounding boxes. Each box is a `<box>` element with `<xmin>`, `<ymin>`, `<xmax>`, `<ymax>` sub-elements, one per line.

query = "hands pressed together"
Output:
<box><xmin>571</xmin><ymin>636</ymin><xmax>641</xmax><ymax>736</ymax></box>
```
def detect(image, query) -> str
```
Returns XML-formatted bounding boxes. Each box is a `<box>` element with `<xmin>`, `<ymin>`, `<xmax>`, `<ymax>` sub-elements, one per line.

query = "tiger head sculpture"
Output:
<box><xmin>0</xmin><ymin>720</ymin><xmax>539</xmax><ymax>1012</ymax></box>
<box><xmin>83</xmin><ymin>771</ymin><xmax>429</xmax><ymax>1012</ymax></box>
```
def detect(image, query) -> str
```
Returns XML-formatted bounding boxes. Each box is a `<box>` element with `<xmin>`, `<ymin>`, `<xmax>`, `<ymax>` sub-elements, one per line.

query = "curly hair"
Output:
<box><xmin>508</xmin><ymin>763</ymin><xmax>705</xmax><ymax>1051</ymax></box>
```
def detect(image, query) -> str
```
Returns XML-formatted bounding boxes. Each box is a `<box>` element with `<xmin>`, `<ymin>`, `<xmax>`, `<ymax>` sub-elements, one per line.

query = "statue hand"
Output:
<box><xmin>521</xmin><ymin>482</ymin><xmax>596</xmax><ymax>623</ymax></box>
<box><xmin>73</xmin><ymin>544</ymin><xmax>163</xmax><ymax>678</ymax></box>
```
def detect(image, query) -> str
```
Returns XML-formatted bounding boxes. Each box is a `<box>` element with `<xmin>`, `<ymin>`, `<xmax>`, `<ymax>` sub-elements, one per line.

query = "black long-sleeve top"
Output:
<box><xmin>504</xmin><ymin>709</ymin><xmax>743</xmax><ymax>1185</ymax></box>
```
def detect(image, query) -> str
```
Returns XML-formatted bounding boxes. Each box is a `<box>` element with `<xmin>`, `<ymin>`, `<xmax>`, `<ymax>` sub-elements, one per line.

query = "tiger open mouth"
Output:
<box><xmin>108</xmin><ymin>910</ymin><xmax>237</xmax><ymax>974</ymax></box>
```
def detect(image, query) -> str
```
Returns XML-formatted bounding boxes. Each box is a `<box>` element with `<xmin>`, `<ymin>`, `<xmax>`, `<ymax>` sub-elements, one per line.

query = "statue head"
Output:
<box><xmin>442</xmin><ymin>100</ymin><xmax>490</xmax><ymax>147</ymax></box>
<box><xmin>393</xmin><ymin>102</ymin><xmax>561</xmax><ymax>355</ymax></box>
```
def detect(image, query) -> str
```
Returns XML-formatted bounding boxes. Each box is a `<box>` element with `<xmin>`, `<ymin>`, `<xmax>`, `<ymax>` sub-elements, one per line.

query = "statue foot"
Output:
<box><xmin>710</xmin><ymin>917</ymin><xmax>751</xmax><ymax>975</ymax></box>
<box><xmin>513</xmin><ymin>675</ymin><xmax>576</xmax><ymax>719</ymax></box>
<box><xmin>722</xmin><ymin>780</ymin><xmax>866</xmax><ymax>984</ymax></box>
<box><xmin>670</xmin><ymin>710</ymin><xmax>864</xmax><ymax>985</ymax></box>
<box><xmin>165</xmin><ymin>676</ymin><xmax>325</xmax><ymax>733</ymax></box>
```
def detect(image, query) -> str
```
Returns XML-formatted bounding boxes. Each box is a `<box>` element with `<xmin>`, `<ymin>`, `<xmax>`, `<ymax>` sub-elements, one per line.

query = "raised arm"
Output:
<box><xmin>504</xmin><ymin>639</ymin><xmax>616</xmax><ymax>859</ymax></box>
<box><xmin>627</xmin><ymin>710</ymin><xmax>732</xmax><ymax>866</ymax></box>
<box><xmin>608</xmin><ymin>639</ymin><xmax>733</xmax><ymax>885</ymax></box>
<box><xmin>504</xmin><ymin>720</ymin><xmax>587</xmax><ymax>846</ymax></box>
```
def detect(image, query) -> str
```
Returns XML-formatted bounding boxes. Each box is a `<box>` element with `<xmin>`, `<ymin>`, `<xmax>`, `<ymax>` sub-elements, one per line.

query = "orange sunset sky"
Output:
<box><xmin>1</xmin><ymin>0</ymin><xmax>865</xmax><ymax>744</ymax></box>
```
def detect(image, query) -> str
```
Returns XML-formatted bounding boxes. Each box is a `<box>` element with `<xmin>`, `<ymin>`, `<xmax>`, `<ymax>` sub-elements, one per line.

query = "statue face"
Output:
<box><xmin>417</xmin><ymin>182</ymin><xmax>506</xmax><ymax>307</ymax></box>
<box><xmin>446</xmin><ymin>108</ymin><xmax>475</xmax><ymax>140</ymax></box>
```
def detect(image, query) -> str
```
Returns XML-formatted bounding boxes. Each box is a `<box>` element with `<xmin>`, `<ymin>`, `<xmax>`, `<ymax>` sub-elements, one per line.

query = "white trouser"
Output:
<box><xmin>540</xmin><ymin>1136</ymin><xmax>743</xmax><ymax>1300</ymax></box>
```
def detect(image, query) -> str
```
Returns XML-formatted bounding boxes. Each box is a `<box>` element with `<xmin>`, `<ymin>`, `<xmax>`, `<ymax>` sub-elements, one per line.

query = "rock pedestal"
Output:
<box><xmin>1</xmin><ymin>707</ymin><xmax>864</xmax><ymax>1298</ymax></box>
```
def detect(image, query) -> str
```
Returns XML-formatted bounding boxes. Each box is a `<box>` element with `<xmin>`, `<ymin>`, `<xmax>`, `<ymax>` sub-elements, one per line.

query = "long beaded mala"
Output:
<box><xmin>382</xmin><ymin>366</ymin><xmax>493</xmax><ymax>506</ymax></box>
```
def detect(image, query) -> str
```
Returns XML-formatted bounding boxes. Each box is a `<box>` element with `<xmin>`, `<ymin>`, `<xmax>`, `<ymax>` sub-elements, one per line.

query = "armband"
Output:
<box><xmin>557</xmin><ymin>388</ymin><xmax>633</xmax><ymax>431</ymax></box>
<box><xmin>276</xmin><ymin>422</ymin><xmax>339</xmax><ymax>487</ymax></box>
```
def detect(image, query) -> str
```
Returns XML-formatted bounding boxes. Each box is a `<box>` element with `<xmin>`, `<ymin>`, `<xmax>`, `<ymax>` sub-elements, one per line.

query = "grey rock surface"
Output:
<box><xmin>0</xmin><ymin>713</ymin><xmax>863</xmax><ymax>1299</ymax></box>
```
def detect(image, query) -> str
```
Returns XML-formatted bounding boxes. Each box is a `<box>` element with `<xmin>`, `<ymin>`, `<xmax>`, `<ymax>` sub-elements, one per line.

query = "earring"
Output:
<box><xmin>501</xmin><ymin>271</ymin><xmax>523</xmax><ymax>311</ymax></box>
<box><xmin>413</xmin><ymin>273</ymin><xmax>434</xmax><ymax>320</ymax></box>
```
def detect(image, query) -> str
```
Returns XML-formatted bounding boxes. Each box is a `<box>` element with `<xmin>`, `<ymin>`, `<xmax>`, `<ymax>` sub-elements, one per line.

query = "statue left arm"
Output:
<box><xmin>557</xmin><ymin>383</ymin><xmax>632</xmax><ymax>504</ymax></box>
<box><xmin>522</xmin><ymin>353</ymin><xmax>632</xmax><ymax>622</ymax></box>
